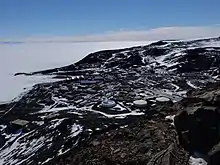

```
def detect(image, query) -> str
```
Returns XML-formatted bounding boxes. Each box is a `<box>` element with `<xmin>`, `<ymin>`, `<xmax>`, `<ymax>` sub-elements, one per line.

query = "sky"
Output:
<box><xmin>0</xmin><ymin>0</ymin><xmax>220</xmax><ymax>41</ymax></box>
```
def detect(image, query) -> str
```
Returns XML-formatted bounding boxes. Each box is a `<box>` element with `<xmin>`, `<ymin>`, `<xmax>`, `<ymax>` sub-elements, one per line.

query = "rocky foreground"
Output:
<box><xmin>0</xmin><ymin>37</ymin><xmax>220</xmax><ymax>164</ymax></box>
<box><xmin>54</xmin><ymin>82</ymin><xmax>220</xmax><ymax>165</ymax></box>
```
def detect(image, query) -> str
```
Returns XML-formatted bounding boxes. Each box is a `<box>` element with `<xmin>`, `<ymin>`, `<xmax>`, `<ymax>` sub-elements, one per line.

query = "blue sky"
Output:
<box><xmin>0</xmin><ymin>0</ymin><xmax>220</xmax><ymax>39</ymax></box>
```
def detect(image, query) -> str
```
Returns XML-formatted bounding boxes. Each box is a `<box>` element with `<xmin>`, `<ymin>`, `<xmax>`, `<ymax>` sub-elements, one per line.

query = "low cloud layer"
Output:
<box><xmin>5</xmin><ymin>25</ymin><xmax>220</xmax><ymax>42</ymax></box>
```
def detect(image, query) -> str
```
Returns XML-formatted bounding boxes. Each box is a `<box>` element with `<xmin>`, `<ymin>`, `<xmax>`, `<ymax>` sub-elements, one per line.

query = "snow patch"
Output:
<box><xmin>201</xmin><ymin>40</ymin><xmax>220</xmax><ymax>48</ymax></box>
<box><xmin>187</xmin><ymin>81</ymin><xmax>200</xmax><ymax>89</ymax></box>
<box><xmin>165</xmin><ymin>115</ymin><xmax>175</xmax><ymax>126</ymax></box>
<box><xmin>69</xmin><ymin>124</ymin><xmax>83</xmax><ymax>138</ymax></box>
<box><xmin>189</xmin><ymin>156</ymin><xmax>207</xmax><ymax>165</ymax></box>
<box><xmin>32</xmin><ymin>121</ymin><xmax>44</xmax><ymax>126</ymax></box>
<box><xmin>49</xmin><ymin>118</ymin><xmax>66</xmax><ymax>129</ymax></box>
<box><xmin>0</xmin><ymin>131</ymin><xmax>46</xmax><ymax>165</ymax></box>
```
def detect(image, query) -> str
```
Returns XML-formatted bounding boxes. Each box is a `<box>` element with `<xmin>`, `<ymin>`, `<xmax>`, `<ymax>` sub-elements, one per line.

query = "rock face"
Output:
<box><xmin>0</xmin><ymin>37</ymin><xmax>220</xmax><ymax>164</ymax></box>
<box><xmin>174</xmin><ymin>84</ymin><xmax>220</xmax><ymax>164</ymax></box>
<box><xmin>208</xmin><ymin>142</ymin><xmax>220</xmax><ymax>165</ymax></box>
<box><xmin>54</xmin><ymin>110</ymin><xmax>189</xmax><ymax>165</ymax></box>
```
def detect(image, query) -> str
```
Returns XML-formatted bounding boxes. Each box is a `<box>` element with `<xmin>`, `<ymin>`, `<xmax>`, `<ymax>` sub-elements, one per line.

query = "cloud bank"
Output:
<box><xmin>4</xmin><ymin>25</ymin><xmax>220</xmax><ymax>42</ymax></box>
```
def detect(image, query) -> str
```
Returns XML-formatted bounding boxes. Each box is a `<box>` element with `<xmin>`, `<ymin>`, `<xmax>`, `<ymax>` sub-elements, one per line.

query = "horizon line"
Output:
<box><xmin>0</xmin><ymin>25</ymin><xmax>220</xmax><ymax>43</ymax></box>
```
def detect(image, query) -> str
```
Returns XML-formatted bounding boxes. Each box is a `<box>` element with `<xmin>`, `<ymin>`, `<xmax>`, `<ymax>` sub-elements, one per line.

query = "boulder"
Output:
<box><xmin>208</xmin><ymin>142</ymin><xmax>220</xmax><ymax>165</ymax></box>
<box><xmin>0</xmin><ymin>135</ymin><xmax>5</xmax><ymax>148</ymax></box>
<box><xmin>174</xmin><ymin>105</ymin><xmax>220</xmax><ymax>154</ymax></box>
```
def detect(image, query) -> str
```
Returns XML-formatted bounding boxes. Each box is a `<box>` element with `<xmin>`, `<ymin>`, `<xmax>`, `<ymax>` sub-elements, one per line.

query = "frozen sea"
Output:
<box><xmin>0</xmin><ymin>41</ymin><xmax>153</xmax><ymax>102</ymax></box>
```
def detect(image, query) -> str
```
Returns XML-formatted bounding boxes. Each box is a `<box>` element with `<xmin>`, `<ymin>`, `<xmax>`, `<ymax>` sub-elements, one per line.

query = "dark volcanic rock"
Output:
<box><xmin>0</xmin><ymin>135</ymin><xmax>5</xmax><ymax>148</ymax></box>
<box><xmin>2</xmin><ymin>37</ymin><xmax>220</xmax><ymax>164</ymax></box>
<box><xmin>149</xmin><ymin>40</ymin><xmax>168</xmax><ymax>46</ymax></box>
<box><xmin>54</xmin><ymin>112</ymin><xmax>188</xmax><ymax>165</ymax></box>
<box><xmin>174</xmin><ymin>84</ymin><xmax>220</xmax><ymax>165</ymax></box>
<box><xmin>208</xmin><ymin>142</ymin><xmax>220</xmax><ymax>165</ymax></box>
<box><xmin>175</xmin><ymin>106</ymin><xmax>220</xmax><ymax>153</ymax></box>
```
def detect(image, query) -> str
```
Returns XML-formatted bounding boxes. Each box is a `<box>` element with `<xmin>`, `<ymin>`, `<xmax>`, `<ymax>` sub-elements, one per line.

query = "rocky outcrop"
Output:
<box><xmin>174</xmin><ymin>84</ymin><xmax>220</xmax><ymax>164</ymax></box>
<box><xmin>53</xmin><ymin>82</ymin><xmax>220</xmax><ymax>165</ymax></box>
<box><xmin>54</xmin><ymin>108</ymin><xmax>189</xmax><ymax>165</ymax></box>
<box><xmin>208</xmin><ymin>142</ymin><xmax>220</xmax><ymax>165</ymax></box>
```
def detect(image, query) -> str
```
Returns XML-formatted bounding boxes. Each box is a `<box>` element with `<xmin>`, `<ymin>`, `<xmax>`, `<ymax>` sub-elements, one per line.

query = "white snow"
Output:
<box><xmin>187</xmin><ymin>81</ymin><xmax>200</xmax><ymax>89</ymax></box>
<box><xmin>112</xmin><ymin>104</ymin><xmax>127</xmax><ymax>111</ymax></box>
<box><xmin>0</xmin><ymin>41</ymin><xmax>153</xmax><ymax>102</ymax></box>
<box><xmin>176</xmin><ymin>90</ymin><xmax>187</xmax><ymax>97</ymax></box>
<box><xmin>32</xmin><ymin>121</ymin><xmax>44</xmax><ymax>126</ymax></box>
<box><xmin>49</xmin><ymin>118</ymin><xmax>66</xmax><ymax>129</ymax></box>
<box><xmin>85</xmin><ymin>107</ymin><xmax>144</xmax><ymax>118</ymax></box>
<box><xmin>189</xmin><ymin>156</ymin><xmax>207</xmax><ymax>165</ymax></box>
<box><xmin>212</xmin><ymin>75</ymin><xmax>220</xmax><ymax>80</ymax></box>
<box><xmin>155</xmin><ymin>50</ymin><xmax>182</xmax><ymax>67</ymax></box>
<box><xmin>57</xmin><ymin>145</ymin><xmax>71</xmax><ymax>156</ymax></box>
<box><xmin>201</xmin><ymin>40</ymin><xmax>220</xmax><ymax>48</ymax></box>
<box><xmin>37</xmin><ymin>105</ymin><xmax>75</xmax><ymax>114</ymax></box>
<box><xmin>170</xmin><ymin>83</ymin><xmax>180</xmax><ymax>91</ymax></box>
<box><xmin>0</xmin><ymin>125</ymin><xmax>7</xmax><ymax>131</ymax></box>
<box><xmin>0</xmin><ymin>130</ymin><xmax>47</xmax><ymax>165</ymax></box>
<box><xmin>165</xmin><ymin>115</ymin><xmax>175</xmax><ymax>126</ymax></box>
<box><xmin>42</xmin><ymin>157</ymin><xmax>54</xmax><ymax>165</ymax></box>
<box><xmin>69</xmin><ymin>124</ymin><xmax>83</xmax><ymax>138</ymax></box>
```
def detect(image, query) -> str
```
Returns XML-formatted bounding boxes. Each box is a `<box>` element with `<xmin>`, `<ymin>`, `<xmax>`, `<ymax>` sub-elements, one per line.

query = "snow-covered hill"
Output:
<box><xmin>0</xmin><ymin>41</ymin><xmax>152</xmax><ymax>102</ymax></box>
<box><xmin>0</xmin><ymin>37</ymin><xmax>220</xmax><ymax>164</ymax></box>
